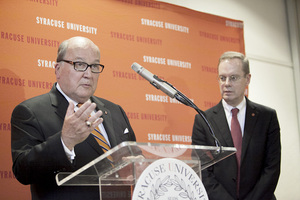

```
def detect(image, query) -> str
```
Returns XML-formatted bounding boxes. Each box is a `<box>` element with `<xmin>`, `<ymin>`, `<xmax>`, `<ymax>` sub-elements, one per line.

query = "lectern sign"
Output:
<box><xmin>132</xmin><ymin>158</ymin><xmax>208</xmax><ymax>200</ymax></box>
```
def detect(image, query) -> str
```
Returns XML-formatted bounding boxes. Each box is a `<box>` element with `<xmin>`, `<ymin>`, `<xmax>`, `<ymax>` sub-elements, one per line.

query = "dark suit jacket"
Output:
<box><xmin>11</xmin><ymin>84</ymin><xmax>136</xmax><ymax>200</ymax></box>
<box><xmin>192</xmin><ymin>98</ymin><xmax>281</xmax><ymax>200</ymax></box>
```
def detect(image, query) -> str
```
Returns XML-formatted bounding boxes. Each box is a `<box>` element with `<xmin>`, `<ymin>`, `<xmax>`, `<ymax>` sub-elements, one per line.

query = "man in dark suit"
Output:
<box><xmin>11</xmin><ymin>36</ymin><xmax>136</xmax><ymax>200</ymax></box>
<box><xmin>192</xmin><ymin>51</ymin><xmax>281</xmax><ymax>200</ymax></box>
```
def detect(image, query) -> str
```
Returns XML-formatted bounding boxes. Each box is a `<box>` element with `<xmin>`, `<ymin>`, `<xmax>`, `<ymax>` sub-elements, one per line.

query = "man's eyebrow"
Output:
<box><xmin>71</xmin><ymin>57</ymin><xmax>84</xmax><ymax>61</ymax></box>
<box><xmin>72</xmin><ymin>58</ymin><xmax>100</xmax><ymax>63</ymax></box>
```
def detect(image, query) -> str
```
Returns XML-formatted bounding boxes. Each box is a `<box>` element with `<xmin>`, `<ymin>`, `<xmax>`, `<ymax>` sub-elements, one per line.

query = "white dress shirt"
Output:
<box><xmin>222</xmin><ymin>97</ymin><xmax>246</xmax><ymax>137</ymax></box>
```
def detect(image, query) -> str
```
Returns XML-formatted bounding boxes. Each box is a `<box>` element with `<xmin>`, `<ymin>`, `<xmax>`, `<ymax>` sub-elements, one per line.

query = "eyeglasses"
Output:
<box><xmin>218</xmin><ymin>75</ymin><xmax>242</xmax><ymax>83</ymax></box>
<box><xmin>58</xmin><ymin>60</ymin><xmax>104</xmax><ymax>73</ymax></box>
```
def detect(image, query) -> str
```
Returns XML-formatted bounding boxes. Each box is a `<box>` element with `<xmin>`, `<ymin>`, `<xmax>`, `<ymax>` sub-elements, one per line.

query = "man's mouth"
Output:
<box><xmin>81</xmin><ymin>83</ymin><xmax>91</xmax><ymax>87</ymax></box>
<box><xmin>224</xmin><ymin>91</ymin><xmax>232</xmax><ymax>94</ymax></box>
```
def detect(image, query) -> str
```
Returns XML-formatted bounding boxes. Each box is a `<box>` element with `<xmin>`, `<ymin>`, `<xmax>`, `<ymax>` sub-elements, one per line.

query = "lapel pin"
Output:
<box><xmin>252</xmin><ymin>113</ymin><xmax>255</xmax><ymax>117</ymax></box>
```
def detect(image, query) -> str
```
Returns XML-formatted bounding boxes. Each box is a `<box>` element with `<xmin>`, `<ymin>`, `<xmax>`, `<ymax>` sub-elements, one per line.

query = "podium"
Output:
<box><xmin>56</xmin><ymin>142</ymin><xmax>235</xmax><ymax>199</ymax></box>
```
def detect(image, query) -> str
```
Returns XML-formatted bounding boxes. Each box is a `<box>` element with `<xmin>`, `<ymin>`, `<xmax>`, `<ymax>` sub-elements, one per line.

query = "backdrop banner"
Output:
<box><xmin>0</xmin><ymin>0</ymin><xmax>244</xmax><ymax>198</ymax></box>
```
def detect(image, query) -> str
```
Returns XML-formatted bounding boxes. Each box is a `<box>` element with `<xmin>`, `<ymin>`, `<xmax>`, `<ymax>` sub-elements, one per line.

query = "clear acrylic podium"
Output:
<box><xmin>56</xmin><ymin>141</ymin><xmax>236</xmax><ymax>199</ymax></box>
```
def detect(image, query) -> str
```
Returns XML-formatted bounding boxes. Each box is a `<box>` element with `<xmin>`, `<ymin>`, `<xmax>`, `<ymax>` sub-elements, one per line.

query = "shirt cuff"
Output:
<box><xmin>61</xmin><ymin>138</ymin><xmax>76</xmax><ymax>163</ymax></box>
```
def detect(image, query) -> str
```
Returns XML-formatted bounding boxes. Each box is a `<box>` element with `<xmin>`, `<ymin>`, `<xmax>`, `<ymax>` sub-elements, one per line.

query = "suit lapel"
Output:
<box><xmin>241</xmin><ymin>99</ymin><xmax>259</xmax><ymax>161</ymax></box>
<box><xmin>208</xmin><ymin>99</ymin><xmax>260</xmax><ymax>166</ymax></box>
<box><xmin>49</xmin><ymin>84</ymin><xmax>69</xmax><ymax>121</ymax></box>
<box><xmin>91</xmin><ymin>96</ymin><xmax>118</xmax><ymax>148</ymax></box>
<box><xmin>210</xmin><ymin>102</ymin><xmax>234</xmax><ymax>147</ymax></box>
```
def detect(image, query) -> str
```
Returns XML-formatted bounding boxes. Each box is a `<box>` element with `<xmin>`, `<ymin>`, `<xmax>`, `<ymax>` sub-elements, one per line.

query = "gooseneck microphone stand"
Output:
<box><xmin>153</xmin><ymin>75</ymin><xmax>222</xmax><ymax>153</ymax></box>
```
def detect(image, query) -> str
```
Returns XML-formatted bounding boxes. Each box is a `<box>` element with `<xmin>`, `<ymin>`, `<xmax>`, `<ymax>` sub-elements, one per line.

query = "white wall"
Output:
<box><xmin>156</xmin><ymin>0</ymin><xmax>300</xmax><ymax>199</ymax></box>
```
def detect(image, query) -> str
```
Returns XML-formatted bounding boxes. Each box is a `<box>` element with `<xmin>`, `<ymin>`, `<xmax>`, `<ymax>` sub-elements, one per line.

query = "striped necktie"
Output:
<box><xmin>77</xmin><ymin>103</ymin><xmax>113</xmax><ymax>162</ymax></box>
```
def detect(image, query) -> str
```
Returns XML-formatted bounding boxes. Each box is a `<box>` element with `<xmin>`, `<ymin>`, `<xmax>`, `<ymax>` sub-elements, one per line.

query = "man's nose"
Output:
<box><xmin>83</xmin><ymin>67</ymin><xmax>93</xmax><ymax>77</ymax></box>
<box><xmin>224</xmin><ymin>77</ymin><xmax>231</xmax><ymax>85</ymax></box>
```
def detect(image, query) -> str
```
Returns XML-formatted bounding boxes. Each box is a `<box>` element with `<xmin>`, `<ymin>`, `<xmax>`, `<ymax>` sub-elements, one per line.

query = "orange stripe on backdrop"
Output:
<box><xmin>0</xmin><ymin>0</ymin><xmax>244</xmax><ymax>198</ymax></box>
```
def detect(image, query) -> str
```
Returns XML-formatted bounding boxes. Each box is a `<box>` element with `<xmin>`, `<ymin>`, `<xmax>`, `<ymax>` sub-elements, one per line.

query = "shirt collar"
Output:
<box><xmin>56</xmin><ymin>83</ymin><xmax>78</xmax><ymax>106</ymax></box>
<box><xmin>222</xmin><ymin>97</ymin><xmax>246</xmax><ymax>112</ymax></box>
<box><xmin>56</xmin><ymin>84</ymin><xmax>92</xmax><ymax>109</ymax></box>
<box><xmin>56</xmin><ymin>83</ymin><xmax>92</xmax><ymax>105</ymax></box>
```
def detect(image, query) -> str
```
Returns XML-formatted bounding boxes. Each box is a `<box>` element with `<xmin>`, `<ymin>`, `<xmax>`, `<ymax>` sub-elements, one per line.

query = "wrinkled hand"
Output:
<box><xmin>61</xmin><ymin>101</ymin><xmax>103</xmax><ymax>151</ymax></box>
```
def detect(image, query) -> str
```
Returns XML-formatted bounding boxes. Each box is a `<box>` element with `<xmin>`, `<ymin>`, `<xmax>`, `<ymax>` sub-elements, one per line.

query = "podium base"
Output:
<box><xmin>100</xmin><ymin>186</ymin><xmax>132</xmax><ymax>200</ymax></box>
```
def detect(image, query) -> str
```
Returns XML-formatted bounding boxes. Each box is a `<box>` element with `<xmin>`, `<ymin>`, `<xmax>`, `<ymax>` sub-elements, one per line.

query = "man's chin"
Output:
<box><xmin>223</xmin><ymin>96</ymin><xmax>234</xmax><ymax>103</ymax></box>
<box><xmin>222</xmin><ymin>95</ymin><xmax>232</xmax><ymax>101</ymax></box>
<box><xmin>76</xmin><ymin>91</ymin><xmax>94</xmax><ymax>101</ymax></box>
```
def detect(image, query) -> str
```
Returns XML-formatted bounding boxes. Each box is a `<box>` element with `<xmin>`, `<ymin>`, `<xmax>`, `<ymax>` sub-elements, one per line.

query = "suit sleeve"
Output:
<box><xmin>11</xmin><ymin>103</ymin><xmax>73</xmax><ymax>185</ymax></box>
<box><xmin>244</xmin><ymin>109</ymin><xmax>281</xmax><ymax>200</ymax></box>
<box><xmin>192</xmin><ymin>114</ymin><xmax>235</xmax><ymax>200</ymax></box>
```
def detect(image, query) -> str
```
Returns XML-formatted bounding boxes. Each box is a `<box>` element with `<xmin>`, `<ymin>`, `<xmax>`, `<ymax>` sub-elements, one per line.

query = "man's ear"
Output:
<box><xmin>55</xmin><ymin>63</ymin><xmax>61</xmax><ymax>78</ymax></box>
<box><xmin>246</xmin><ymin>73</ymin><xmax>251</xmax><ymax>86</ymax></box>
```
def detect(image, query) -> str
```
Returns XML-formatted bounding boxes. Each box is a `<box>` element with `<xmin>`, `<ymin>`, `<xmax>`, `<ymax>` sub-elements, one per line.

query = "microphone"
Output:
<box><xmin>131</xmin><ymin>62</ymin><xmax>178</xmax><ymax>98</ymax></box>
<box><xmin>131</xmin><ymin>62</ymin><xmax>222</xmax><ymax>149</ymax></box>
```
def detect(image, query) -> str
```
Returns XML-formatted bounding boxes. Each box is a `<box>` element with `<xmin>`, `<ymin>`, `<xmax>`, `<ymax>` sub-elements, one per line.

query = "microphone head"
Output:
<box><xmin>131</xmin><ymin>62</ymin><xmax>143</xmax><ymax>73</ymax></box>
<box><xmin>130</xmin><ymin>62</ymin><xmax>178</xmax><ymax>98</ymax></box>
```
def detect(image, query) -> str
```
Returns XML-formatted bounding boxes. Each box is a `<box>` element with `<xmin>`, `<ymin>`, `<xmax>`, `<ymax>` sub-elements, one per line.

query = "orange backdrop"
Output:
<box><xmin>0</xmin><ymin>0</ymin><xmax>244</xmax><ymax>198</ymax></box>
